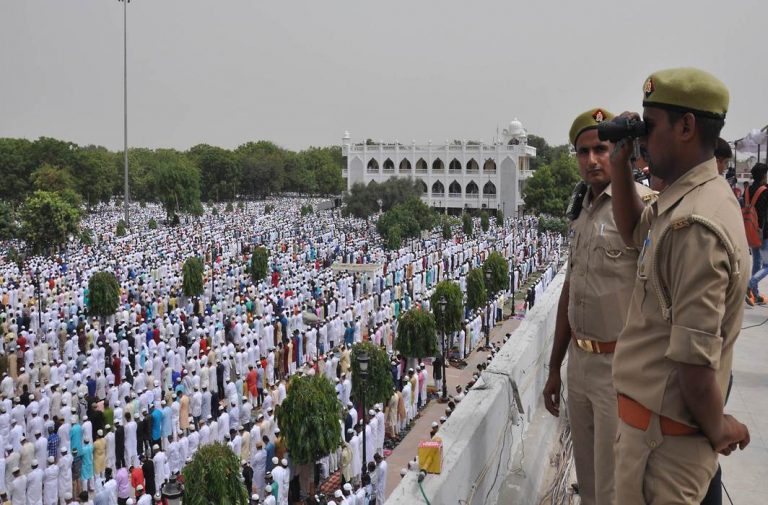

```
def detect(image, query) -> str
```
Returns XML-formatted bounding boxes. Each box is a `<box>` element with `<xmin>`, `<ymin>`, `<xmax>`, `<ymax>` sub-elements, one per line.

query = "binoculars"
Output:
<box><xmin>597</xmin><ymin>117</ymin><xmax>647</xmax><ymax>142</ymax></box>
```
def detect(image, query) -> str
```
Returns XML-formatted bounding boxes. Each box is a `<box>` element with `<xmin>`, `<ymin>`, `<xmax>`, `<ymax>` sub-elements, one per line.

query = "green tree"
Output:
<box><xmin>187</xmin><ymin>144</ymin><xmax>241</xmax><ymax>202</ymax></box>
<box><xmin>376</xmin><ymin>197</ymin><xmax>436</xmax><ymax>242</ymax></box>
<box><xmin>149</xmin><ymin>149</ymin><xmax>201</xmax><ymax>218</ymax></box>
<box><xmin>430</xmin><ymin>281</ymin><xmax>463</xmax><ymax>334</ymax></box>
<box><xmin>276</xmin><ymin>374</ymin><xmax>342</xmax><ymax>466</ymax></box>
<box><xmin>441</xmin><ymin>220</ymin><xmax>451</xmax><ymax>240</ymax></box>
<box><xmin>483</xmin><ymin>251</ymin><xmax>509</xmax><ymax>294</ymax></box>
<box><xmin>0</xmin><ymin>138</ymin><xmax>34</xmax><ymax>203</ymax></box>
<box><xmin>523</xmin><ymin>153</ymin><xmax>580</xmax><ymax>216</ymax></box>
<box><xmin>496</xmin><ymin>209</ymin><xmax>504</xmax><ymax>226</ymax></box>
<box><xmin>182</xmin><ymin>257</ymin><xmax>205</xmax><ymax>297</ymax></box>
<box><xmin>251</xmin><ymin>247</ymin><xmax>269</xmax><ymax>283</ymax></box>
<box><xmin>297</xmin><ymin>146</ymin><xmax>344</xmax><ymax>195</ymax></box>
<box><xmin>0</xmin><ymin>202</ymin><xmax>18</xmax><ymax>240</ymax></box>
<box><xmin>527</xmin><ymin>134</ymin><xmax>571</xmax><ymax>172</ymax></box>
<box><xmin>31</xmin><ymin>163</ymin><xmax>77</xmax><ymax>194</ymax></box>
<box><xmin>19</xmin><ymin>191</ymin><xmax>80</xmax><ymax>254</ymax></box>
<box><xmin>351</xmin><ymin>341</ymin><xmax>394</xmax><ymax>407</ymax></box>
<box><xmin>386</xmin><ymin>225</ymin><xmax>401</xmax><ymax>250</ymax></box>
<box><xmin>182</xmin><ymin>443</ymin><xmax>248</xmax><ymax>505</ymax></box>
<box><xmin>342</xmin><ymin>182</ymin><xmax>379</xmax><ymax>219</ymax></box>
<box><xmin>148</xmin><ymin>218</ymin><xmax>157</xmax><ymax>230</ymax></box>
<box><xmin>87</xmin><ymin>271</ymin><xmax>119</xmax><ymax>322</ymax></box>
<box><xmin>73</xmin><ymin>146</ymin><xmax>116</xmax><ymax>208</ymax></box>
<box><xmin>538</xmin><ymin>216</ymin><xmax>569</xmax><ymax>235</ymax></box>
<box><xmin>236</xmin><ymin>141</ymin><xmax>289</xmax><ymax>197</ymax></box>
<box><xmin>466</xmin><ymin>268</ymin><xmax>487</xmax><ymax>311</ymax></box>
<box><xmin>462</xmin><ymin>212</ymin><xmax>473</xmax><ymax>236</ymax></box>
<box><xmin>80</xmin><ymin>228</ymin><xmax>93</xmax><ymax>245</ymax></box>
<box><xmin>116</xmin><ymin>220</ymin><xmax>127</xmax><ymax>237</ymax></box>
<box><xmin>480</xmin><ymin>211</ymin><xmax>489</xmax><ymax>232</ymax></box>
<box><xmin>395</xmin><ymin>307</ymin><xmax>438</xmax><ymax>359</ymax></box>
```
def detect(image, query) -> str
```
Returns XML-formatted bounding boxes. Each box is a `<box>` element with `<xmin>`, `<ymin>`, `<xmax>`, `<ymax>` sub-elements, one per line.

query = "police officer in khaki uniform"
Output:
<box><xmin>609</xmin><ymin>68</ymin><xmax>751</xmax><ymax>504</ymax></box>
<box><xmin>542</xmin><ymin>108</ymin><xmax>652</xmax><ymax>505</ymax></box>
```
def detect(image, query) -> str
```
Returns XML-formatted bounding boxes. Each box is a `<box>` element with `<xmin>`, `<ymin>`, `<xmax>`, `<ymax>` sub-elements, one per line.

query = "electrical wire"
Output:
<box><xmin>722</xmin><ymin>481</ymin><xmax>734</xmax><ymax>505</ymax></box>
<box><xmin>741</xmin><ymin>316</ymin><xmax>768</xmax><ymax>330</ymax></box>
<box><xmin>418</xmin><ymin>480</ymin><xmax>432</xmax><ymax>505</ymax></box>
<box><xmin>460</xmin><ymin>368</ymin><xmax>519</xmax><ymax>504</ymax></box>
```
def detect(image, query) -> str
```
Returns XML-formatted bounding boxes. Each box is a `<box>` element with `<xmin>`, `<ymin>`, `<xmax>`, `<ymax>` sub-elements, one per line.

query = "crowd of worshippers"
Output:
<box><xmin>0</xmin><ymin>198</ymin><xmax>562</xmax><ymax>505</ymax></box>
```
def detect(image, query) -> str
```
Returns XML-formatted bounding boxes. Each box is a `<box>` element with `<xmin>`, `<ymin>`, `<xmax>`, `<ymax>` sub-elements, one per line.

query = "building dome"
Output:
<box><xmin>507</xmin><ymin>118</ymin><xmax>526</xmax><ymax>138</ymax></box>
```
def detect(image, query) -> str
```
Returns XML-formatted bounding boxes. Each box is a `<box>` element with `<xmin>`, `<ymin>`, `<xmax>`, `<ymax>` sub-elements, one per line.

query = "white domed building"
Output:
<box><xmin>341</xmin><ymin>120</ymin><xmax>535</xmax><ymax>216</ymax></box>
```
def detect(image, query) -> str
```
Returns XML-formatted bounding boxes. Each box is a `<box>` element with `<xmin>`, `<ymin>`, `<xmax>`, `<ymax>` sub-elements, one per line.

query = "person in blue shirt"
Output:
<box><xmin>86</xmin><ymin>376</ymin><xmax>97</xmax><ymax>399</ymax></box>
<box><xmin>150</xmin><ymin>406</ymin><xmax>163</xmax><ymax>445</ymax></box>
<box><xmin>70</xmin><ymin>418</ymin><xmax>83</xmax><ymax>456</ymax></box>
<box><xmin>264</xmin><ymin>436</ymin><xmax>276</xmax><ymax>472</ymax></box>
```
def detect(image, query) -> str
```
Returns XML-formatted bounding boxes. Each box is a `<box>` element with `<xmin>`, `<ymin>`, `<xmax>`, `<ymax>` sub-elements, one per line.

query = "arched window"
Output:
<box><xmin>508</xmin><ymin>138</ymin><xmax>520</xmax><ymax>145</ymax></box>
<box><xmin>466</xmin><ymin>159</ymin><xmax>479</xmax><ymax>172</ymax></box>
<box><xmin>483</xmin><ymin>159</ymin><xmax>497</xmax><ymax>172</ymax></box>
<box><xmin>400</xmin><ymin>159</ymin><xmax>412</xmax><ymax>172</ymax></box>
<box><xmin>431</xmin><ymin>180</ymin><xmax>445</xmax><ymax>195</ymax></box>
<box><xmin>449</xmin><ymin>180</ymin><xmax>462</xmax><ymax>196</ymax></box>
<box><xmin>367</xmin><ymin>159</ymin><xmax>379</xmax><ymax>172</ymax></box>
<box><xmin>383</xmin><ymin>158</ymin><xmax>395</xmax><ymax>171</ymax></box>
<box><xmin>483</xmin><ymin>181</ymin><xmax>496</xmax><ymax>196</ymax></box>
<box><xmin>449</xmin><ymin>158</ymin><xmax>462</xmax><ymax>172</ymax></box>
<box><xmin>466</xmin><ymin>181</ymin><xmax>479</xmax><ymax>196</ymax></box>
<box><xmin>432</xmin><ymin>158</ymin><xmax>445</xmax><ymax>171</ymax></box>
<box><xmin>416</xmin><ymin>179</ymin><xmax>427</xmax><ymax>194</ymax></box>
<box><xmin>416</xmin><ymin>158</ymin><xmax>428</xmax><ymax>172</ymax></box>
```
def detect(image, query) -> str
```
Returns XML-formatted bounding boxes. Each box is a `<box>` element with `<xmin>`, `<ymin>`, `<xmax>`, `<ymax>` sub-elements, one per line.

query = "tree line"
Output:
<box><xmin>0</xmin><ymin>137</ymin><xmax>345</xmax><ymax>211</ymax></box>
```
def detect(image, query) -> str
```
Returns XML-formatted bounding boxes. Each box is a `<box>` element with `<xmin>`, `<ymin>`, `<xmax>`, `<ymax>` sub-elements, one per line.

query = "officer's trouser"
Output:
<box><xmin>614</xmin><ymin>415</ymin><xmax>717</xmax><ymax>505</ymax></box>
<box><xmin>566</xmin><ymin>342</ymin><xmax>617</xmax><ymax>505</ymax></box>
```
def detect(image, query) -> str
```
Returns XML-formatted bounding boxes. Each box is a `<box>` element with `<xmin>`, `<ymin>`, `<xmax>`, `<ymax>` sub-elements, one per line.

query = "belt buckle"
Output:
<box><xmin>577</xmin><ymin>339</ymin><xmax>594</xmax><ymax>353</ymax></box>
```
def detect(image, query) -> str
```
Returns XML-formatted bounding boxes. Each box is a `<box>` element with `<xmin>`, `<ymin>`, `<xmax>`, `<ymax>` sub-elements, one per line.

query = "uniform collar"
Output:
<box><xmin>655</xmin><ymin>158</ymin><xmax>719</xmax><ymax>216</ymax></box>
<box><xmin>583</xmin><ymin>182</ymin><xmax>612</xmax><ymax>209</ymax></box>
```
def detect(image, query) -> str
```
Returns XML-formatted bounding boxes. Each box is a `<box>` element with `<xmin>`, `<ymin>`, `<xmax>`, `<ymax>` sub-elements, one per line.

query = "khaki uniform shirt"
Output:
<box><xmin>566</xmin><ymin>182</ymin><xmax>653</xmax><ymax>341</ymax></box>
<box><xmin>614</xmin><ymin>159</ymin><xmax>749</xmax><ymax>426</ymax></box>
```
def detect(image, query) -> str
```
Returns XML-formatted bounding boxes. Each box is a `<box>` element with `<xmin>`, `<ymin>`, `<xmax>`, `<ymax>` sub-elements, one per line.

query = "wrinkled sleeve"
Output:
<box><xmin>662</xmin><ymin>224</ymin><xmax>729</xmax><ymax>369</ymax></box>
<box><xmin>632</xmin><ymin>205</ymin><xmax>653</xmax><ymax>250</ymax></box>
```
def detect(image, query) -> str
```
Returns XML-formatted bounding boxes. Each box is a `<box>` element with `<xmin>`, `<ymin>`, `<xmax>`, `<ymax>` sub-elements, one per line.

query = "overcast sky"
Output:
<box><xmin>1</xmin><ymin>0</ymin><xmax>766</xmax><ymax>153</ymax></box>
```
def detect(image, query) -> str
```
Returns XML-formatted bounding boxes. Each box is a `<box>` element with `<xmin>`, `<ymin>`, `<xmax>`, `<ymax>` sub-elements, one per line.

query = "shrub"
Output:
<box><xmin>480</xmin><ymin>211</ymin><xmax>490</xmax><ymax>232</ymax></box>
<box><xmin>538</xmin><ymin>216</ymin><xmax>569</xmax><ymax>235</ymax></box>
<box><xmin>225</xmin><ymin>202</ymin><xmax>234</xmax><ymax>212</ymax></box>
<box><xmin>462</xmin><ymin>212</ymin><xmax>473</xmax><ymax>236</ymax></box>
<box><xmin>116</xmin><ymin>220</ymin><xmax>127</xmax><ymax>237</ymax></box>
<box><xmin>182</xmin><ymin>257</ymin><xmax>205</xmax><ymax>297</ymax></box>
<box><xmin>147</xmin><ymin>218</ymin><xmax>157</xmax><ymax>230</ymax></box>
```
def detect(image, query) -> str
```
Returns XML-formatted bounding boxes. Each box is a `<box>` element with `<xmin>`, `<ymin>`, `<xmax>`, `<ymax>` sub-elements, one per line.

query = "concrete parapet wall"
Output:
<box><xmin>386</xmin><ymin>269</ymin><xmax>564</xmax><ymax>505</ymax></box>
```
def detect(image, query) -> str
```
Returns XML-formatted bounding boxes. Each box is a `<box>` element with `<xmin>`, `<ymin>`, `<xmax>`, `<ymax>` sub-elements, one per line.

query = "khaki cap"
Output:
<box><xmin>642</xmin><ymin>67</ymin><xmax>729</xmax><ymax>118</ymax></box>
<box><xmin>569</xmin><ymin>108</ymin><xmax>615</xmax><ymax>146</ymax></box>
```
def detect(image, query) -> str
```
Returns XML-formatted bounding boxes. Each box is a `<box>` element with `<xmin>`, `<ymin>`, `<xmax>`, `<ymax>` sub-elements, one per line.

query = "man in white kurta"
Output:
<box><xmin>10</xmin><ymin>471</ymin><xmax>25</xmax><ymax>505</ymax></box>
<box><xmin>57</xmin><ymin>448</ymin><xmax>72</xmax><ymax>504</ymax></box>
<box><xmin>43</xmin><ymin>457</ymin><xmax>58</xmax><ymax>505</ymax></box>
<box><xmin>26</xmin><ymin>462</ymin><xmax>44</xmax><ymax>505</ymax></box>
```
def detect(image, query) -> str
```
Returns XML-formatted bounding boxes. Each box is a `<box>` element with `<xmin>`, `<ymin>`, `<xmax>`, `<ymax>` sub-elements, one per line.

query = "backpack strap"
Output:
<box><xmin>753</xmin><ymin>185</ymin><xmax>768</xmax><ymax>206</ymax></box>
<box><xmin>651</xmin><ymin>215</ymin><xmax>740</xmax><ymax>322</ymax></box>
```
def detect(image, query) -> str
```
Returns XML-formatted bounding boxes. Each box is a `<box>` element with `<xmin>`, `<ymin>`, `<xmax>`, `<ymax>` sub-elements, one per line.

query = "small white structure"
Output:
<box><xmin>341</xmin><ymin>119</ymin><xmax>536</xmax><ymax>215</ymax></box>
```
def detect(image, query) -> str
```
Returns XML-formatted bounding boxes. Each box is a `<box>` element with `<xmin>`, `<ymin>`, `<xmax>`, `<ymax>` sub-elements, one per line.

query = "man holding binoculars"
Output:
<box><xmin>607</xmin><ymin>68</ymin><xmax>750</xmax><ymax>504</ymax></box>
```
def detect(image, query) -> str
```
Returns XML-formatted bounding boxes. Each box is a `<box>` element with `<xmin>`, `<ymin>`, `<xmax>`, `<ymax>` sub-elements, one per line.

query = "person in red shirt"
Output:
<box><xmin>130</xmin><ymin>464</ymin><xmax>145</xmax><ymax>495</ymax></box>
<box><xmin>112</xmin><ymin>354</ymin><xmax>122</xmax><ymax>385</ymax></box>
<box><xmin>16</xmin><ymin>334</ymin><xmax>27</xmax><ymax>353</ymax></box>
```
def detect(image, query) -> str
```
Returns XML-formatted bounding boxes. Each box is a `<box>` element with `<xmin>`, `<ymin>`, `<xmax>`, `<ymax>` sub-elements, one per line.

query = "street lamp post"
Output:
<box><xmin>357</xmin><ymin>352</ymin><xmax>370</xmax><ymax>475</ymax></box>
<box><xmin>210</xmin><ymin>242</ymin><xmax>216</xmax><ymax>305</ymax></box>
<box><xmin>119</xmin><ymin>0</ymin><xmax>130</xmax><ymax>227</ymax></box>
<box><xmin>438</xmin><ymin>295</ymin><xmax>448</xmax><ymax>402</ymax></box>
<box><xmin>484</xmin><ymin>267</ymin><xmax>492</xmax><ymax>349</ymax></box>
<box><xmin>34</xmin><ymin>267</ymin><xmax>42</xmax><ymax>331</ymax></box>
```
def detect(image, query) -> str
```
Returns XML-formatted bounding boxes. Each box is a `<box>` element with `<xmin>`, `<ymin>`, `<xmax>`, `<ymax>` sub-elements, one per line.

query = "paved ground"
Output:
<box><xmin>383</xmin><ymin>305</ymin><xmax>524</xmax><ymax>497</ymax></box>
<box><xmin>718</xmin><ymin>277</ymin><xmax>768</xmax><ymax>505</ymax></box>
